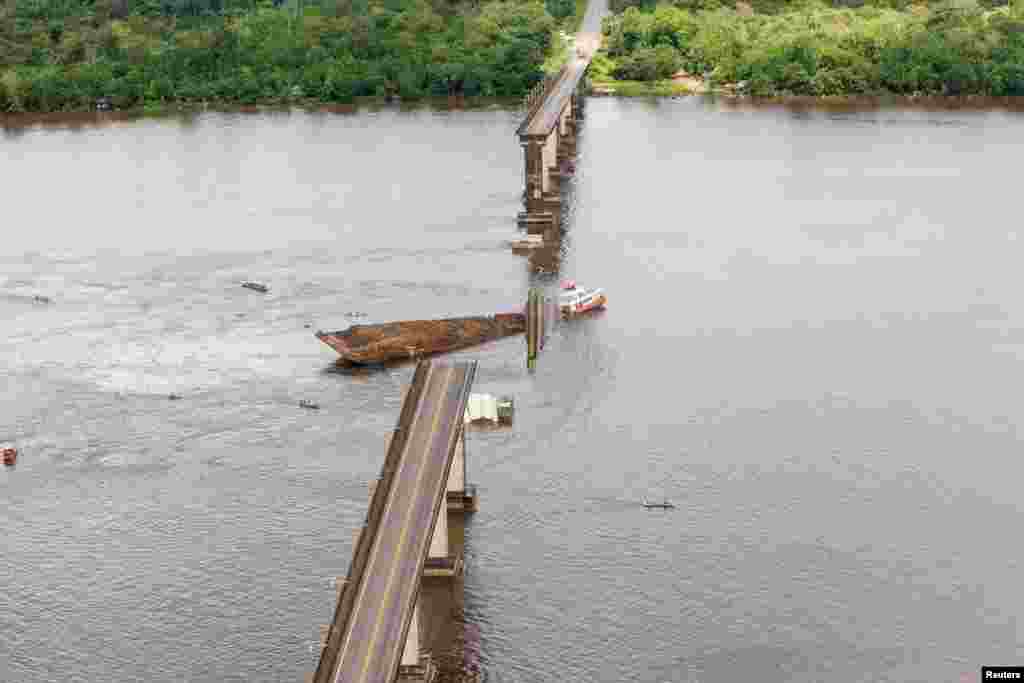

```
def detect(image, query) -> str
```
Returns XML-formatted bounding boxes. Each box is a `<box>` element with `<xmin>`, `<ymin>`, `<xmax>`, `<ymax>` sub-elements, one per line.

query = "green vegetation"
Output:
<box><xmin>541</xmin><ymin>0</ymin><xmax>587</xmax><ymax>72</ymax></box>
<box><xmin>568</xmin><ymin>0</ymin><xmax>588</xmax><ymax>30</ymax></box>
<box><xmin>542</xmin><ymin>32</ymin><xmax>574</xmax><ymax>72</ymax></box>
<box><xmin>0</xmin><ymin>0</ymin><xmax>569</xmax><ymax>111</ymax></box>
<box><xmin>546</xmin><ymin>0</ymin><xmax>578</xmax><ymax>20</ymax></box>
<box><xmin>600</xmin><ymin>0</ymin><xmax>1024</xmax><ymax>96</ymax></box>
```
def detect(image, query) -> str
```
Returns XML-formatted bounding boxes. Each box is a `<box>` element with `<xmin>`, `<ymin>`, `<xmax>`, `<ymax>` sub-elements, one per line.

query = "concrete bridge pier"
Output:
<box><xmin>308</xmin><ymin>361</ymin><xmax>480</xmax><ymax>683</ymax></box>
<box><xmin>399</xmin><ymin>425</ymin><xmax>476</xmax><ymax>681</ymax></box>
<box><xmin>516</xmin><ymin>64</ymin><xmax>588</xmax><ymax>240</ymax></box>
<box><xmin>446</xmin><ymin>427</ymin><xmax>477</xmax><ymax>513</ymax></box>
<box><xmin>425</xmin><ymin>426</ymin><xmax>473</xmax><ymax>578</ymax></box>
<box><xmin>398</xmin><ymin>600</ymin><xmax>437</xmax><ymax>682</ymax></box>
<box><xmin>557</xmin><ymin>98</ymin><xmax>578</xmax><ymax>161</ymax></box>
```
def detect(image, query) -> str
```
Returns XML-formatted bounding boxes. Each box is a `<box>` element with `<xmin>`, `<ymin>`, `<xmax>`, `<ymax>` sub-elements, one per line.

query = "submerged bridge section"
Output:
<box><xmin>516</xmin><ymin>0</ymin><xmax>606</xmax><ymax>237</ymax></box>
<box><xmin>310</xmin><ymin>360</ymin><xmax>478</xmax><ymax>683</ymax></box>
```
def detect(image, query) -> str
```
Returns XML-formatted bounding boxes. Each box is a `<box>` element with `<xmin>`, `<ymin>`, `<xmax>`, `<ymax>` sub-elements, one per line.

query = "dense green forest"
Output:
<box><xmin>598</xmin><ymin>0</ymin><xmax>1024</xmax><ymax>95</ymax></box>
<box><xmin>0</xmin><ymin>0</ymin><xmax>575</xmax><ymax>111</ymax></box>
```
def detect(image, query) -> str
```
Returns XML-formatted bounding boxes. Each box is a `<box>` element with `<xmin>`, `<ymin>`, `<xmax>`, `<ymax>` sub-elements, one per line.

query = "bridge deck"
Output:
<box><xmin>332</xmin><ymin>361</ymin><xmax>476</xmax><ymax>683</ymax></box>
<box><xmin>520</xmin><ymin>0</ymin><xmax>607</xmax><ymax>139</ymax></box>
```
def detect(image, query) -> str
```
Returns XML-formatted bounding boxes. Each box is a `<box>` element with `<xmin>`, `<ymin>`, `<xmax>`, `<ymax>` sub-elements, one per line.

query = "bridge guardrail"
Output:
<box><xmin>387</xmin><ymin>361</ymin><xmax>477</xmax><ymax>683</ymax></box>
<box><xmin>312</xmin><ymin>361</ymin><xmax>433</xmax><ymax>683</ymax></box>
<box><xmin>517</xmin><ymin>66</ymin><xmax>569</xmax><ymax>137</ymax></box>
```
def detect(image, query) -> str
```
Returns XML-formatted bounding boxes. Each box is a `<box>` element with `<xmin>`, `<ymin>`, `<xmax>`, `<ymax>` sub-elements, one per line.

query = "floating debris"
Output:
<box><xmin>299</xmin><ymin>399</ymin><xmax>320</xmax><ymax>410</ymax></box>
<box><xmin>303</xmin><ymin>323</ymin><xmax>312</xmax><ymax>329</ymax></box>
<box><xmin>241</xmin><ymin>281</ymin><xmax>269</xmax><ymax>293</ymax></box>
<box><xmin>2</xmin><ymin>447</ymin><xmax>17</xmax><ymax>466</ymax></box>
<box><xmin>32</xmin><ymin>295</ymin><xmax>52</xmax><ymax>304</ymax></box>
<box><xmin>168</xmin><ymin>393</ymin><xmax>182</xmax><ymax>401</ymax></box>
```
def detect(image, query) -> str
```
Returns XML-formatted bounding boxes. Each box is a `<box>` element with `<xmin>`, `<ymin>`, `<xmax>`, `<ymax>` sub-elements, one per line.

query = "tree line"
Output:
<box><xmin>599</xmin><ymin>0</ymin><xmax>1024</xmax><ymax>95</ymax></box>
<box><xmin>0</xmin><ymin>0</ymin><xmax>566</xmax><ymax>111</ymax></box>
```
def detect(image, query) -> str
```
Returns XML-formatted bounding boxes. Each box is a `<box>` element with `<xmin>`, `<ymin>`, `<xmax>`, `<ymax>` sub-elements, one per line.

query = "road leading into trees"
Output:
<box><xmin>523</xmin><ymin>0</ymin><xmax>609</xmax><ymax>137</ymax></box>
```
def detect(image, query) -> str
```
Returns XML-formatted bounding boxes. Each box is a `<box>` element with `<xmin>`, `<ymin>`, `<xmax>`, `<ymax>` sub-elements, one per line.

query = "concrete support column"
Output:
<box><xmin>397</xmin><ymin>596</ymin><xmax>439</xmax><ymax>683</ymax></box>
<box><xmin>428</xmin><ymin>493</ymin><xmax>449</xmax><ymax>559</ymax></box>
<box><xmin>544</xmin><ymin>128</ymin><xmax>560</xmax><ymax>194</ymax></box>
<box><xmin>559</xmin><ymin>107</ymin><xmax>576</xmax><ymax>159</ymax></box>
<box><xmin>524</xmin><ymin>139</ymin><xmax>544</xmax><ymax>203</ymax></box>
<box><xmin>401</xmin><ymin>599</ymin><xmax>422</xmax><ymax>666</ymax></box>
<box><xmin>446</xmin><ymin>428</ymin><xmax>478</xmax><ymax>512</ymax></box>
<box><xmin>571</xmin><ymin>91</ymin><xmax>584</xmax><ymax>123</ymax></box>
<box><xmin>561</xmin><ymin>108</ymin><xmax>569</xmax><ymax>163</ymax></box>
<box><xmin>521</xmin><ymin>142</ymin><xmax>529</xmax><ymax>199</ymax></box>
<box><xmin>448</xmin><ymin>429</ymin><xmax>465</xmax><ymax>493</ymax></box>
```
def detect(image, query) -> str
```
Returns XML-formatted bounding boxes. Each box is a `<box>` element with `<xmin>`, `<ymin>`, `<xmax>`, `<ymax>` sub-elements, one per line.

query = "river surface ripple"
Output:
<box><xmin>2</xmin><ymin>98</ymin><xmax>1023</xmax><ymax>683</ymax></box>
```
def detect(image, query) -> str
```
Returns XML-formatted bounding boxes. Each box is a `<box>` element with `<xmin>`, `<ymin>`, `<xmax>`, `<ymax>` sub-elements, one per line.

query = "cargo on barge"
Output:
<box><xmin>315</xmin><ymin>313</ymin><xmax>526</xmax><ymax>365</ymax></box>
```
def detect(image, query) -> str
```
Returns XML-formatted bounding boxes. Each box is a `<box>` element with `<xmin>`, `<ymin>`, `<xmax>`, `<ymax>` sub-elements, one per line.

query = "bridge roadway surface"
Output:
<box><xmin>332</xmin><ymin>362</ymin><xmax>475</xmax><ymax>683</ymax></box>
<box><xmin>521</xmin><ymin>0</ymin><xmax>608</xmax><ymax>138</ymax></box>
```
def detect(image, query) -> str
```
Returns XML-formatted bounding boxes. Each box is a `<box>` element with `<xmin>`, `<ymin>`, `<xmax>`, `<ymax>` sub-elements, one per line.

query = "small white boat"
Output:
<box><xmin>642</xmin><ymin>498</ymin><xmax>675</xmax><ymax>509</ymax></box>
<box><xmin>558</xmin><ymin>280</ymin><xmax>607</xmax><ymax>316</ymax></box>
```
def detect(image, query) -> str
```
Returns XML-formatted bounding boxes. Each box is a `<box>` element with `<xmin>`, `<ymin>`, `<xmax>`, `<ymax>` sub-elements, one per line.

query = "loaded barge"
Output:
<box><xmin>315</xmin><ymin>313</ymin><xmax>526</xmax><ymax>365</ymax></box>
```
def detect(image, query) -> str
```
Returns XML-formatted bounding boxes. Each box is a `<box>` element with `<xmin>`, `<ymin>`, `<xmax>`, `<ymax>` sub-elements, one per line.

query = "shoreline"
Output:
<box><xmin>0</xmin><ymin>96</ymin><xmax>525</xmax><ymax>129</ymax></box>
<box><xmin>587</xmin><ymin>80</ymin><xmax>1024</xmax><ymax>111</ymax></box>
<box><xmin>5</xmin><ymin>90</ymin><xmax>1024</xmax><ymax>130</ymax></box>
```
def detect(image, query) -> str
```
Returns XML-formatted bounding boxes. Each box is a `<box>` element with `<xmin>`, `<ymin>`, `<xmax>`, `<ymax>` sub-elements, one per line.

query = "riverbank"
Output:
<box><xmin>0</xmin><ymin>95</ymin><xmax>528</xmax><ymax>132</ymax></box>
<box><xmin>598</xmin><ymin>0</ymin><xmax>1024</xmax><ymax>97</ymax></box>
<box><xmin>588</xmin><ymin>73</ymin><xmax>1024</xmax><ymax>108</ymax></box>
<box><xmin>6</xmin><ymin>88</ymin><xmax>1022</xmax><ymax>136</ymax></box>
<box><xmin>586</xmin><ymin>89</ymin><xmax>1024</xmax><ymax>113</ymax></box>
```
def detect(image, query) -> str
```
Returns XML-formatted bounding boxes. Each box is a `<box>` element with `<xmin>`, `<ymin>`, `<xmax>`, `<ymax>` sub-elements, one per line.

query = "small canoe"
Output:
<box><xmin>642</xmin><ymin>498</ymin><xmax>675</xmax><ymax>509</ymax></box>
<box><xmin>242</xmin><ymin>281</ymin><xmax>269</xmax><ymax>293</ymax></box>
<box><xmin>316</xmin><ymin>313</ymin><xmax>526</xmax><ymax>365</ymax></box>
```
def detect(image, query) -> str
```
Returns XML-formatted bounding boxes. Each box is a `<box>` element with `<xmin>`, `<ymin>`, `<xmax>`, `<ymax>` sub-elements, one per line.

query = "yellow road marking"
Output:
<box><xmin>355</xmin><ymin>366</ymin><xmax>456</xmax><ymax>682</ymax></box>
<box><xmin>334</xmin><ymin>364</ymin><xmax>436</xmax><ymax>678</ymax></box>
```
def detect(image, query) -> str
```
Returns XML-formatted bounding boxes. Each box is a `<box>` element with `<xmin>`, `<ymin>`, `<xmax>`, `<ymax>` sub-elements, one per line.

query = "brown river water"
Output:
<box><xmin>2</xmin><ymin>97</ymin><xmax>1024</xmax><ymax>682</ymax></box>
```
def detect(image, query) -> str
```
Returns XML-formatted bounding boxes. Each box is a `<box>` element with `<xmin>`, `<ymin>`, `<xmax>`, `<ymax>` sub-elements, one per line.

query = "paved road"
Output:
<box><xmin>523</xmin><ymin>0</ymin><xmax>609</xmax><ymax>138</ymax></box>
<box><xmin>333</xmin><ymin>363</ymin><xmax>474</xmax><ymax>683</ymax></box>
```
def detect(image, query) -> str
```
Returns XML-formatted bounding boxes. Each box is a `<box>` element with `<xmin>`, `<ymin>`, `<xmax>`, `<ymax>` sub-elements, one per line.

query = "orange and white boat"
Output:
<box><xmin>558</xmin><ymin>280</ymin><xmax>607</xmax><ymax>316</ymax></box>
